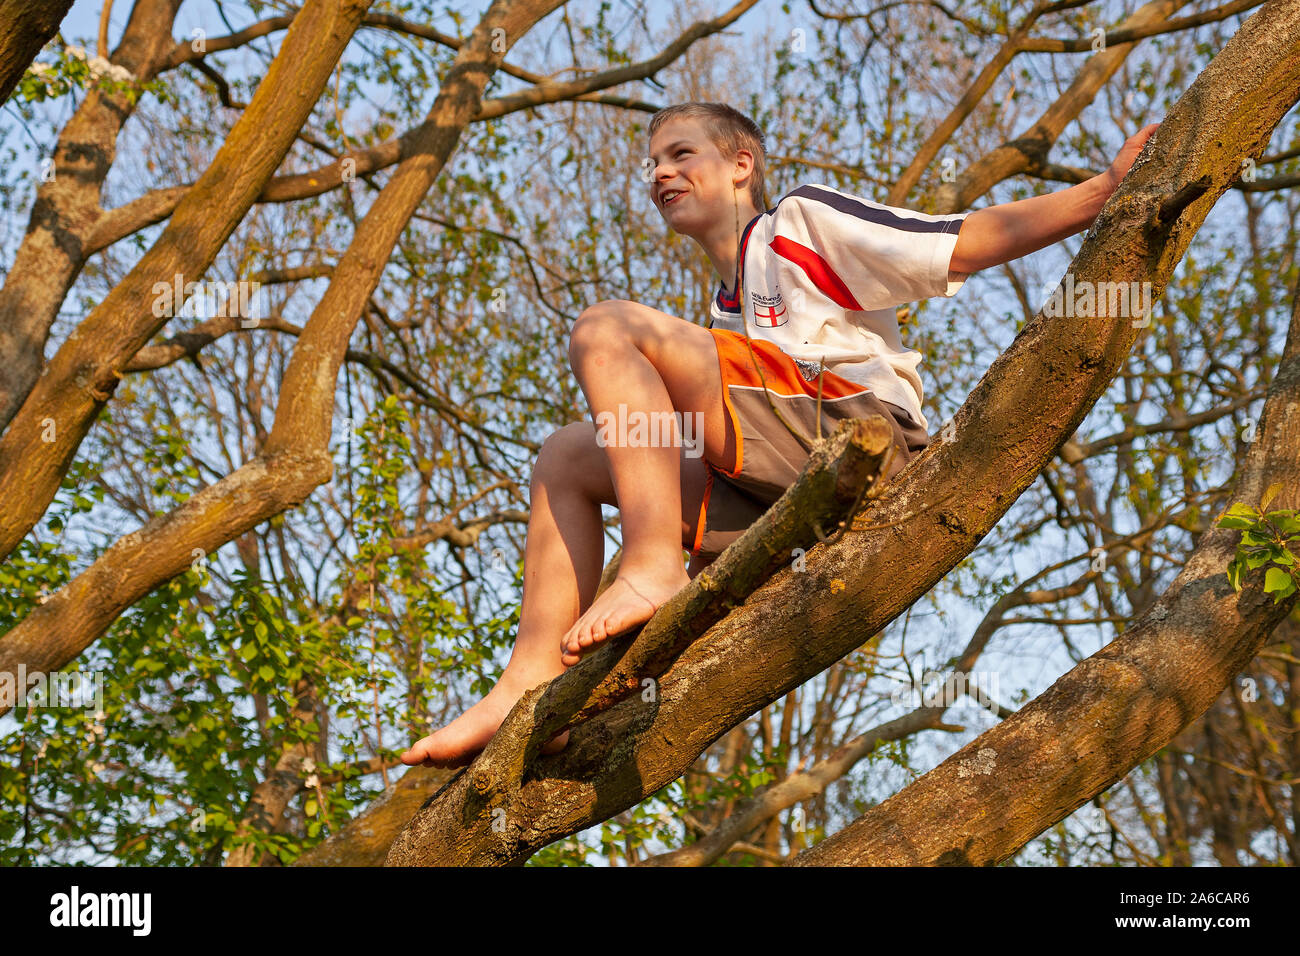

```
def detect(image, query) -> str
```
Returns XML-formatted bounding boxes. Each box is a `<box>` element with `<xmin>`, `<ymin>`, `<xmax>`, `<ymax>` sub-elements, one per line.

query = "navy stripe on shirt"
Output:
<box><xmin>786</xmin><ymin>184</ymin><xmax>964</xmax><ymax>234</ymax></box>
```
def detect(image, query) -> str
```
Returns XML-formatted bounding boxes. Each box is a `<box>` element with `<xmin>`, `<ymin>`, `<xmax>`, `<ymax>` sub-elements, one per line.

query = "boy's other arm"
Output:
<box><xmin>947</xmin><ymin>123</ymin><xmax>1160</xmax><ymax>280</ymax></box>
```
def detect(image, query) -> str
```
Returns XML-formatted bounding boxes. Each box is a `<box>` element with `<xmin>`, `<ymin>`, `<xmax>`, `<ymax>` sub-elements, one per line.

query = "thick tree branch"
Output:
<box><xmin>0</xmin><ymin>0</ymin><xmax>185</xmax><ymax>429</ymax></box>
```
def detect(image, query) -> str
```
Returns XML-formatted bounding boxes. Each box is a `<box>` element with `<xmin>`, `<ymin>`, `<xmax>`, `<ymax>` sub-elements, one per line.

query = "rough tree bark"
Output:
<box><xmin>0</xmin><ymin>0</ymin><xmax>75</xmax><ymax>105</ymax></box>
<box><xmin>379</xmin><ymin>0</ymin><xmax>1300</xmax><ymax>866</ymax></box>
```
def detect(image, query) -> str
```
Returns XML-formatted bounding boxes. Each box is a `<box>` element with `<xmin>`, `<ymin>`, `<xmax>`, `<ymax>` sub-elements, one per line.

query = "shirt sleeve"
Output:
<box><xmin>767</xmin><ymin>184</ymin><xmax>970</xmax><ymax>311</ymax></box>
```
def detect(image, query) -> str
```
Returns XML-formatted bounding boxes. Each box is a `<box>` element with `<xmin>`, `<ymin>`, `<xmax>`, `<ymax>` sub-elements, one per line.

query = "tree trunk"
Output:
<box><xmin>0</xmin><ymin>0</ymin><xmax>184</xmax><ymax>430</ymax></box>
<box><xmin>0</xmin><ymin>0</ymin><xmax>74</xmax><ymax>105</ymax></box>
<box><xmin>0</xmin><ymin>0</ymin><xmax>375</xmax><ymax>561</ymax></box>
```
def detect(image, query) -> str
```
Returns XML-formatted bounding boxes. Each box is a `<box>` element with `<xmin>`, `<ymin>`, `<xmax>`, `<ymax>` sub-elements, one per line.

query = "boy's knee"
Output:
<box><xmin>568</xmin><ymin>300</ymin><xmax>634</xmax><ymax>362</ymax></box>
<box><xmin>533</xmin><ymin>422</ymin><xmax>597</xmax><ymax>486</ymax></box>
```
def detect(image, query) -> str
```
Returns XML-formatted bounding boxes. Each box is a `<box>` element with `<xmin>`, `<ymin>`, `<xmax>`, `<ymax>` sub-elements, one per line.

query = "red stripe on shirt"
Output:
<box><xmin>768</xmin><ymin>235</ymin><xmax>863</xmax><ymax>311</ymax></box>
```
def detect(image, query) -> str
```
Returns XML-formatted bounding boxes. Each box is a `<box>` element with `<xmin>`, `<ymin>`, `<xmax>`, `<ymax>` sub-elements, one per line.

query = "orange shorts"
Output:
<box><xmin>690</xmin><ymin>328</ymin><xmax>929</xmax><ymax>562</ymax></box>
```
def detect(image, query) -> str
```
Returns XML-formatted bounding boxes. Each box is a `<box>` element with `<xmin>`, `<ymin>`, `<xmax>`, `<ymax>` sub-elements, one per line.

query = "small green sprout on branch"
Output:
<box><xmin>1217</xmin><ymin>482</ymin><xmax>1300</xmax><ymax>604</ymax></box>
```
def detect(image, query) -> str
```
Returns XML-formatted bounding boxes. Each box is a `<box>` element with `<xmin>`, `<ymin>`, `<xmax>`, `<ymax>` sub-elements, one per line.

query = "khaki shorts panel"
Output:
<box><xmin>692</xmin><ymin>386</ymin><xmax>929</xmax><ymax>562</ymax></box>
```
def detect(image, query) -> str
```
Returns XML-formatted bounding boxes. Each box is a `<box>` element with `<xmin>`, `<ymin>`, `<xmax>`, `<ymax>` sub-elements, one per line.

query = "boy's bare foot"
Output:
<box><xmin>400</xmin><ymin>670</ymin><xmax>569</xmax><ymax>769</ymax></box>
<box><xmin>560</xmin><ymin>562</ymin><xmax>690</xmax><ymax>665</ymax></box>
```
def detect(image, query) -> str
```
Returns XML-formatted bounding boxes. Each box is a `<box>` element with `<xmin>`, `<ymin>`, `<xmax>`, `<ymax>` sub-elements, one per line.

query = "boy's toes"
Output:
<box><xmin>405</xmin><ymin>739</ymin><xmax>454</xmax><ymax>769</ymax></box>
<box><xmin>560</xmin><ymin>633</ymin><xmax>581</xmax><ymax>664</ymax></box>
<box><xmin>400</xmin><ymin>738</ymin><xmax>431</xmax><ymax>766</ymax></box>
<box><xmin>561</xmin><ymin>622</ymin><xmax>581</xmax><ymax>652</ymax></box>
<box><xmin>605</xmin><ymin>608</ymin><xmax>633</xmax><ymax>638</ymax></box>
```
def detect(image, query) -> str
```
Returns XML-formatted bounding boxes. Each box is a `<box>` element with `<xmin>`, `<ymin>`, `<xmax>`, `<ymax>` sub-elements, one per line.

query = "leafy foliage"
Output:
<box><xmin>1218</xmin><ymin>483</ymin><xmax>1300</xmax><ymax>603</ymax></box>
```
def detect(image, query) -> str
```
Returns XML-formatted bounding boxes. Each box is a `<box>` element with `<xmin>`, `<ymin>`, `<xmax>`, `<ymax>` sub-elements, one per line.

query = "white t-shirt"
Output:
<box><xmin>708</xmin><ymin>183</ymin><xmax>969</xmax><ymax>433</ymax></box>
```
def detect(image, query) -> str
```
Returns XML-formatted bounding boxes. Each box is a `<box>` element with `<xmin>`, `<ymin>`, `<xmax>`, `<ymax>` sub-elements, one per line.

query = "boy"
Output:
<box><xmin>401</xmin><ymin>102</ymin><xmax>1158</xmax><ymax>768</ymax></box>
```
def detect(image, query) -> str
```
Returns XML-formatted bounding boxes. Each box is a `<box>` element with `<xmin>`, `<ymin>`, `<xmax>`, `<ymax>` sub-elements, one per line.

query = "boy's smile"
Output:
<box><xmin>647</xmin><ymin>116</ymin><xmax>734</xmax><ymax>230</ymax></box>
<box><xmin>646</xmin><ymin>115</ymin><xmax>760</xmax><ymax>293</ymax></box>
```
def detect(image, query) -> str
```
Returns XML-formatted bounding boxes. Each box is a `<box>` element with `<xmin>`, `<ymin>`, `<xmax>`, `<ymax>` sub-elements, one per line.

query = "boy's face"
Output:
<box><xmin>646</xmin><ymin>116</ymin><xmax>744</xmax><ymax>237</ymax></box>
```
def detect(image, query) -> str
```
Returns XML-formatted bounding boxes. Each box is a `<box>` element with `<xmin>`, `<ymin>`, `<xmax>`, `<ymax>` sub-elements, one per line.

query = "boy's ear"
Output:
<box><xmin>732</xmin><ymin>148</ymin><xmax>754</xmax><ymax>187</ymax></box>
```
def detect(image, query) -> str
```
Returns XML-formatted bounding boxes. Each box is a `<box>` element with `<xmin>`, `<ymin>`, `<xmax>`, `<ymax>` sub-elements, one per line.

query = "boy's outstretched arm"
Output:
<box><xmin>947</xmin><ymin>123</ymin><xmax>1160</xmax><ymax>280</ymax></box>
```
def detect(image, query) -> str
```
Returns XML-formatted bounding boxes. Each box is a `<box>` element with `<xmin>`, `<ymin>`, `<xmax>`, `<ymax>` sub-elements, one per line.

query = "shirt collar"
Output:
<box><xmin>716</xmin><ymin>210</ymin><xmax>764</xmax><ymax>311</ymax></box>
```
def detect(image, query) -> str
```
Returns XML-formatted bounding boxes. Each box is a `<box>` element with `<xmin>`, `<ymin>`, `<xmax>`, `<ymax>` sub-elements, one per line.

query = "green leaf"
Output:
<box><xmin>1263</xmin><ymin>567</ymin><xmax>1296</xmax><ymax>602</ymax></box>
<box><xmin>1217</xmin><ymin>515</ymin><xmax>1255</xmax><ymax>530</ymax></box>
<box><xmin>257</xmin><ymin>664</ymin><xmax>276</xmax><ymax>683</ymax></box>
<box><xmin>1222</xmin><ymin>502</ymin><xmax>1260</xmax><ymax>522</ymax></box>
<box><xmin>1244</xmin><ymin>550</ymin><xmax>1275</xmax><ymax>570</ymax></box>
<box><xmin>1272</xmin><ymin>515</ymin><xmax>1300</xmax><ymax>535</ymax></box>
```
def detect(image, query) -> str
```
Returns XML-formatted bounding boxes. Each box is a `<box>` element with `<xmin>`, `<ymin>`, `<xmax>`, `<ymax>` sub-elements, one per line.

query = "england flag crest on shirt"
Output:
<box><xmin>751</xmin><ymin>289</ymin><xmax>787</xmax><ymax>327</ymax></box>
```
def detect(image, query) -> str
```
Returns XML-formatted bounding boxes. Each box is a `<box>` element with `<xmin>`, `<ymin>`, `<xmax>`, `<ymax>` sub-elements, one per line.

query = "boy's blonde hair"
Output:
<box><xmin>649</xmin><ymin>102</ymin><xmax>768</xmax><ymax>211</ymax></box>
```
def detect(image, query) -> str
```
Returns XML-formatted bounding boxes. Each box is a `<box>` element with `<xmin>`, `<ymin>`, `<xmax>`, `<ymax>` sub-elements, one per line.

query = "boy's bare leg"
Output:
<box><xmin>561</xmin><ymin>300</ymin><xmax>733</xmax><ymax>665</ymax></box>
<box><xmin>400</xmin><ymin>422</ymin><xmax>709</xmax><ymax>768</ymax></box>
